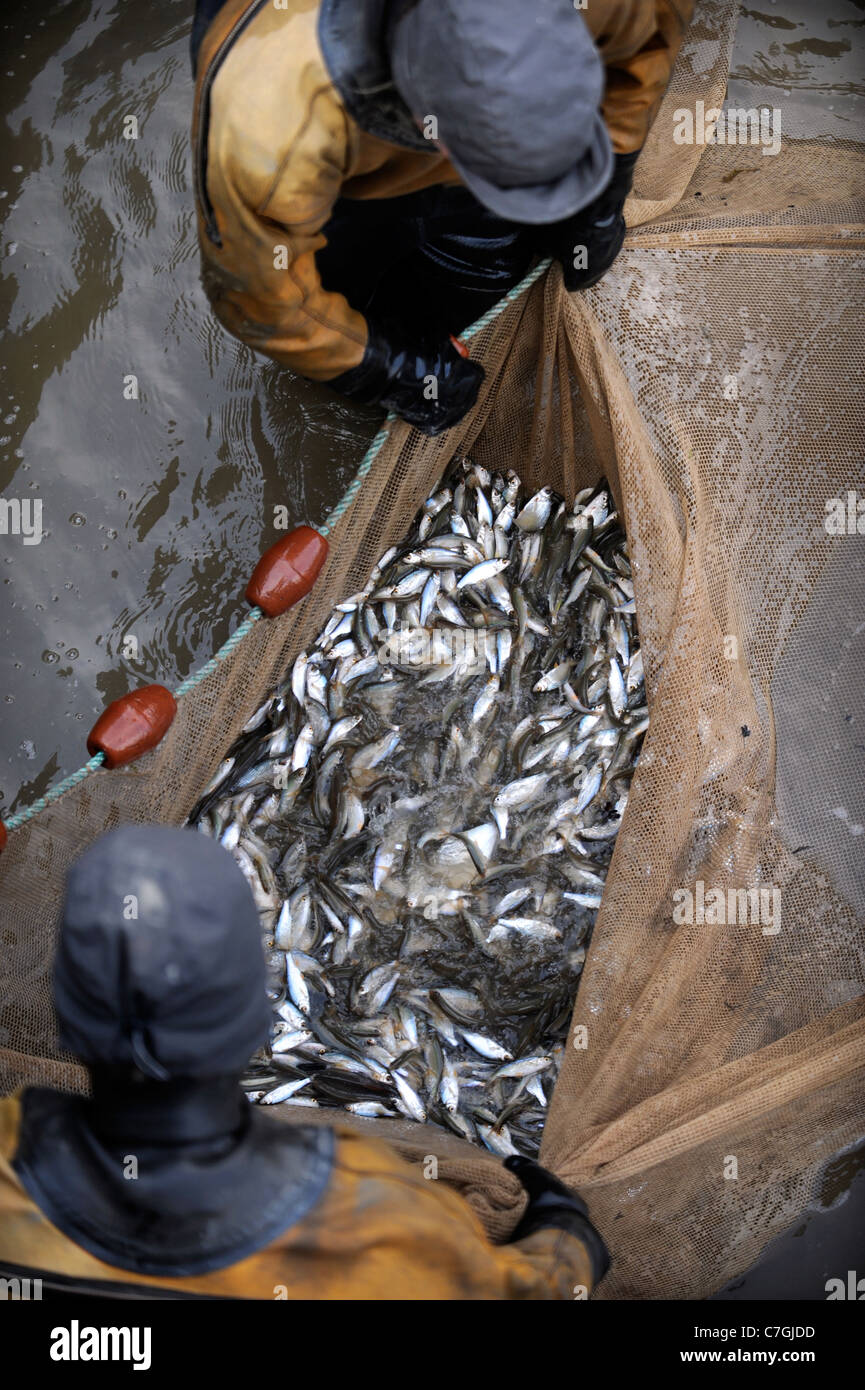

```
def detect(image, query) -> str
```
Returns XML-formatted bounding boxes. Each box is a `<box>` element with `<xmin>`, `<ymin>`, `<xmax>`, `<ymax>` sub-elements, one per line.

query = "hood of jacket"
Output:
<box><xmin>317</xmin><ymin>0</ymin><xmax>429</xmax><ymax>153</ymax></box>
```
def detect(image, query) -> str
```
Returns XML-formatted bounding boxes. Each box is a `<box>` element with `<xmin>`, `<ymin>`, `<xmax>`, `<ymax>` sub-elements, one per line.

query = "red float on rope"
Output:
<box><xmin>246</xmin><ymin>525</ymin><xmax>329</xmax><ymax>619</ymax></box>
<box><xmin>1</xmin><ymin>527</ymin><xmax>328</xmax><ymax>841</ymax></box>
<box><xmin>86</xmin><ymin>685</ymin><xmax>178</xmax><ymax>769</ymax></box>
<box><xmin>449</xmin><ymin>334</ymin><xmax>469</xmax><ymax>359</ymax></box>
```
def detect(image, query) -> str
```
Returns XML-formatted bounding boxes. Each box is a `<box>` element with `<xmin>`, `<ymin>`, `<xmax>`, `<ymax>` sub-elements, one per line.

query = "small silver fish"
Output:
<box><xmin>491</xmin><ymin>1055</ymin><xmax>552</xmax><ymax>1081</ymax></box>
<box><xmin>564</xmin><ymin>890</ymin><xmax>604</xmax><ymax>909</ymax></box>
<box><xmin>351</xmin><ymin>731</ymin><xmax>400</xmax><ymax>773</ymax></box>
<box><xmin>286</xmin><ymin>954</ymin><xmax>310</xmax><ymax>1015</ymax></box>
<box><xmin>191</xmin><ymin>462</ymin><xmax>645</xmax><ymax>1159</ymax></box>
<box><xmin>456</xmin><ymin>558</ymin><xmax>509</xmax><ymax>590</ymax></box>
<box><xmin>515</xmin><ymin>487</ymin><xmax>554</xmax><ymax>532</ymax></box>
<box><xmin>261</xmin><ymin>1077</ymin><xmax>311</xmax><ymax>1104</ymax></box>
<box><xmin>291</xmin><ymin>724</ymin><xmax>315</xmax><ymax>772</ymax></box>
<box><xmin>392</xmin><ymin>1070</ymin><xmax>426</xmax><ymax>1122</ymax></box>
<box><xmin>461</xmin><ymin>1031</ymin><xmax>512</xmax><ymax>1061</ymax></box>
<box><xmin>574</xmin><ymin>763</ymin><xmax>604</xmax><ymax>814</ymax></box>
<box><xmin>477</xmin><ymin>1123</ymin><xmax>519</xmax><ymax>1157</ymax></box>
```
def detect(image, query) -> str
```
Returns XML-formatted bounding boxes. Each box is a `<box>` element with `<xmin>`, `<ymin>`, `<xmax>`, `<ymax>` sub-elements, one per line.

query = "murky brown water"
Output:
<box><xmin>1</xmin><ymin>0</ymin><xmax>863</xmax><ymax>1296</ymax></box>
<box><xmin>0</xmin><ymin>0</ymin><xmax>381</xmax><ymax>818</ymax></box>
<box><xmin>728</xmin><ymin>0</ymin><xmax>865</xmax><ymax>138</ymax></box>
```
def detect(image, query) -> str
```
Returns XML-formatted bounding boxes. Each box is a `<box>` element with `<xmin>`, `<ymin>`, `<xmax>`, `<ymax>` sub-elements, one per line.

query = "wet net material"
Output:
<box><xmin>1</xmin><ymin>1</ymin><xmax>863</xmax><ymax>1298</ymax></box>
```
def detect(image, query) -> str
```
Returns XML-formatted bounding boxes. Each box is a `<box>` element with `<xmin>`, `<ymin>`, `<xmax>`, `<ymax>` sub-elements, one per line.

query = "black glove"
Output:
<box><xmin>504</xmin><ymin>1154</ymin><xmax>611</xmax><ymax>1286</ymax></box>
<box><xmin>537</xmin><ymin>150</ymin><xmax>640</xmax><ymax>292</ymax></box>
<box><xmin>328</xmin><ymin>321</ymin><xmax>484</xmax><ymax>437</ymax></box>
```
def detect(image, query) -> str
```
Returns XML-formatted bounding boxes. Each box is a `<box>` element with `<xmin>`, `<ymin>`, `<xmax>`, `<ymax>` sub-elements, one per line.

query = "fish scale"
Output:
<box><xmin>190</xmin><ymin>457</ymin><xmax>647</xmax><ymax>1158</ymax></box>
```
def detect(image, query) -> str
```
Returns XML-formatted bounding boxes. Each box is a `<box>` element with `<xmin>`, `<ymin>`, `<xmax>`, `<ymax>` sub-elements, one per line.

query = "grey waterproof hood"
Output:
<box><xmin>54</xmin><ymin>825</ymin><xmax>271</xmax><ymax>1078</ymax></box>
<box><xmin>319</xmin><ymin>0</ymin><xmax>613</xmax><ymax>225</ymax></box>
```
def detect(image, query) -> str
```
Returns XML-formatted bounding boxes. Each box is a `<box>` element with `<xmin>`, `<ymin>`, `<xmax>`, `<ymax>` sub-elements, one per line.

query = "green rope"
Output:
<box><xmin>461</xmin><ymin>257</ymin><xmax>551</xmax><ymax>341</ymax></box>
<box><xmin>2</xmin><ymin>258</ymin><xmax>551</xmax><ymax>839</ymax></box>
<box><xmin>173</xmin><ymin>607</ymin><xmax>263</xmax><ymax>698</ymax></box>
<box><xmin>319</xmin><ymin>416</ymin><xmax>396</xmax><ymax>537</ymax></box>
<box><xmin>3</xmin><ymin>755</ymin><xmax>106</xmax><ymax>833</ymax></box>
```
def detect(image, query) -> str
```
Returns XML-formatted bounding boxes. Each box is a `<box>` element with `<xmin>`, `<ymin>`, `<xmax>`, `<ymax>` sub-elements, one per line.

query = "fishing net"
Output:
<box><xmin>1</xmin><ymin>0</ymin><xmax>863</xmax><ymax>1298</ymax></box>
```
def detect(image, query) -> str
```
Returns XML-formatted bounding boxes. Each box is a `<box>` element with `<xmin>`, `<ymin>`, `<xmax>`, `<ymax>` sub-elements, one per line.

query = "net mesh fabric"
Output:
<box><xmin>1</xmin><ymin>0</ymin><xmax>863</xmax><ymax>1298</ymax></box>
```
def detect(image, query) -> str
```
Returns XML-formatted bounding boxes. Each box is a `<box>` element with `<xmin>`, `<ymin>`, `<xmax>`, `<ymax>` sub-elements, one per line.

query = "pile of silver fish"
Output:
<box><xmin>191</xmin><ymin>458</ymin><xmax>647</xmax><ymax>1158</ymax></box>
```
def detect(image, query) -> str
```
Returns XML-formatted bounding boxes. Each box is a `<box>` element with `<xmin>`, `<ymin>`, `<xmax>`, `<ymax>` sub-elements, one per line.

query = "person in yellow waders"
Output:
<box><xmin>0</xmin><ymin>826</ymin><xmax>609</xmax><ymax>1299</ymax></box>
<box><xmin>191</xmin><ymin>0</ymin><xmax>693</xmax><ymax>435</ymax></box>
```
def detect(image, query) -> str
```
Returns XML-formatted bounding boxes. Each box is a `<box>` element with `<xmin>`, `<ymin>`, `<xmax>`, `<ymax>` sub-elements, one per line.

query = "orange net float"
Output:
<box><xmin>449</xmin><ymin>334</ymin><xmax>469</xmax><ymax>358</ymax></box>
<box><xmin>245</xmin><ymin>525</ymin><xmax>329</xmax><ymax>619</ymax></box>
<box><xmin>86</xmin><ymin>685</ymin><xmax>178</xmax><ymax>769</ymax></box>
